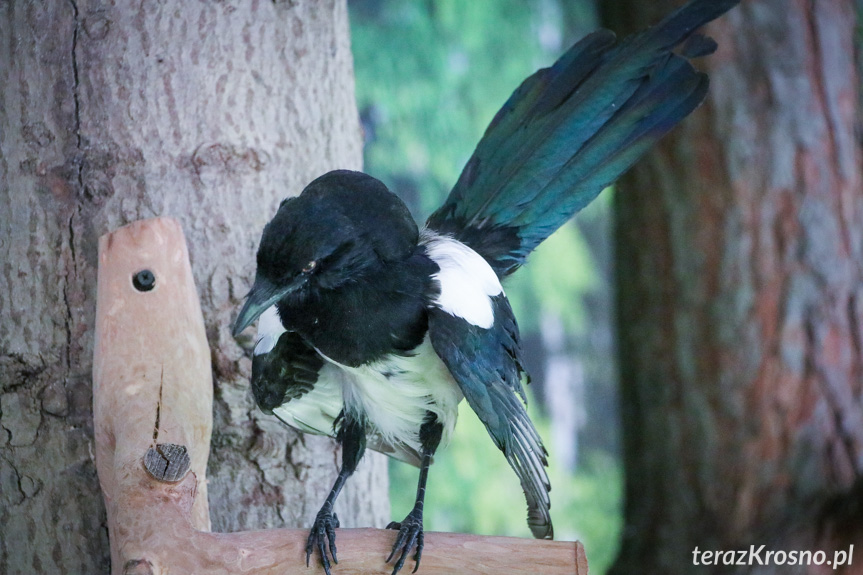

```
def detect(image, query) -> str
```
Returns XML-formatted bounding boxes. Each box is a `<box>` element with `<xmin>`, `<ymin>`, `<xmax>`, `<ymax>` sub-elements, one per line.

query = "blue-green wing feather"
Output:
<box><xmin>428</xmin><ymin>296</ymin><xmax>552</xmax><ymax>539</ymax></box>
<box><xmin>427</xmin><ymin>0</ymin><xmax>738</xmax><ymax>276</ymax></box>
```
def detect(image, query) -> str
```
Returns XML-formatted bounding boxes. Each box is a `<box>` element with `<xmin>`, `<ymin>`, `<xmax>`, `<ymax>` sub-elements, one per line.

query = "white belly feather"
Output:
<box><xmin>327</xmin><ymin>337</ymin><xmax>463</xmax><ymax>454</ymax></box>
<box><xmin>268</xmin><ymin>328</ymin><xmax>463</xmax><ymax>462</ymax></box>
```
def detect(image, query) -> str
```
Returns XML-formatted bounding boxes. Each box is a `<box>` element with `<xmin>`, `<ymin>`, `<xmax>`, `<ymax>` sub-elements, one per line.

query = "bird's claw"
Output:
<box><xmin>306</xmin><ymin>506</ymin><xmax>340</xmax><ymax>575</ymax></box>
<box><xmin>385</xmin><ymin>507</ymin><xmax>424</xmax><ymax>575</ymax></box>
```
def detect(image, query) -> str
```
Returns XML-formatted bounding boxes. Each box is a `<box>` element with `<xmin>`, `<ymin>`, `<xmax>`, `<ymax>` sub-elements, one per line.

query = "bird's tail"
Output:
<box><xmin>427</xmin><ymin>0</ymin><xmax>739</xmax><ymax>277</ymax></box>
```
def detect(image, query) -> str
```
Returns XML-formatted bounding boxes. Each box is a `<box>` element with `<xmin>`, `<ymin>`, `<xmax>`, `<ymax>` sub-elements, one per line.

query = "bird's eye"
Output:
<box><xmin>302</xmin><ymin>260</ymin><xmax>317</xmax><ymax>273</ymax></box>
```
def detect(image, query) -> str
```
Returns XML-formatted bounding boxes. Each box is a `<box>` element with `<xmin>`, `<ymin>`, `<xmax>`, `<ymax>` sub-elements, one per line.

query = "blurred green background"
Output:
<box><xmin>348</xmin><ymin>1</ymin><xmax>622</xmax><ymax>572</ymax></box>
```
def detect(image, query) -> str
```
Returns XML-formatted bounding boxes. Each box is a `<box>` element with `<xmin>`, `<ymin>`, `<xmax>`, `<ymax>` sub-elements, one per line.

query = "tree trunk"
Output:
<box><xmin>603</xmin><ymin>0</ymin><xmax>863</xmax><ymax>573</ymax></box>
<box><xmin>0</xmin><ymin>2</ymin><xmax>388</xmax><ymax>573</ymax></box>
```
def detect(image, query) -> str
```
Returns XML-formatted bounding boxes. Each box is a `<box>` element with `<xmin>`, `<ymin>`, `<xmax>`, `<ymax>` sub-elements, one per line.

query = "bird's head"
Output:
<box><xmin>232</xmin><ymin>170</ymin><xmax>418</xmax><ymax>336</ymax></box>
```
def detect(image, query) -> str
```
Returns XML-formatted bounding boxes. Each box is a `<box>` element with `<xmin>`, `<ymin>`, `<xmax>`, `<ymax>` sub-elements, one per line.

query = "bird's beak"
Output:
<box><xmin>232</xmin><ymin>275</ymin><xmax>299</xmax><ymax>337</ymax></box>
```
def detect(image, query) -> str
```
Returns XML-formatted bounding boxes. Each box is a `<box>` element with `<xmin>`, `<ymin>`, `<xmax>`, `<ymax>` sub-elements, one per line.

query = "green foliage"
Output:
<box><xmin>505</xmin><ymin>218</ymin><xmax>598</xmax><ymax>334</ymax></box>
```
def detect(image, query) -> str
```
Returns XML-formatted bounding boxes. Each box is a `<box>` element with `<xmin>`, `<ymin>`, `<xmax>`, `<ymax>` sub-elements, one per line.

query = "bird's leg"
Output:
<box><xmin>306</xmin><ymin>411</ymin><xmax>366</xmax><ymax>575</ymax></box>
<box><xmin>386</xmin><ymin>414</ymin><xmax>443</xmax><ymax>575</ymax></box>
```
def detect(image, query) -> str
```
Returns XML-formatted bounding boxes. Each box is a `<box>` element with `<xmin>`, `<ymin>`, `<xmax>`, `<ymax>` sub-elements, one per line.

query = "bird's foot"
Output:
<box><xmin>306</xmin><ymin>505</ymin><xmax>340</xmax><ymax>575</ymax></box>
<box><xmin>385</xmin><ymin>506</ymin><xmax>424</xmax><ymax>575</ymax></box>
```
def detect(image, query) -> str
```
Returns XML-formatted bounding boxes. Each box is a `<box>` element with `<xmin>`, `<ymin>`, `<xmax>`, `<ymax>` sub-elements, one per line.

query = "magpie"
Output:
<box><xmin>232</xmin><ymin>1</ymin><xmax>738</xmax><ymax>573</ymax></box>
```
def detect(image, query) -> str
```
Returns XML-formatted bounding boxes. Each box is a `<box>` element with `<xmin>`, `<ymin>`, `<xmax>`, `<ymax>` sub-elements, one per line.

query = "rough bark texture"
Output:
<box><xmin>603</xmin><ymin>1</ymin><xmax>863</xmax><ymax>573</ymax></box>
<box><xmin>0</xmin><ymin>2</ymin><xmax>388</xmax><ymax>573</ymax></box>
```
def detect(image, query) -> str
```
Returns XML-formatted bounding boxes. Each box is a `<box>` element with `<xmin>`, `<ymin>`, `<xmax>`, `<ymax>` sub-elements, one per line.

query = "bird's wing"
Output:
<box><xmin>427</xmin><ymin>0</ymin><xmax>738</xmax><ymax>277</ymax></box>
<box><xmin>252</xmin><ymin>328</ymin><xmax>339</xmax><ymax>437</ymax></box>
<box><xmin>427</xmin><ymin>296</ymin><xmax>552</xmax><ymax>539</ymax></box>
<box><xmin>253</xmin><ymin>309</ymin><xmax>424</xmax><ymax>466</ymax></box>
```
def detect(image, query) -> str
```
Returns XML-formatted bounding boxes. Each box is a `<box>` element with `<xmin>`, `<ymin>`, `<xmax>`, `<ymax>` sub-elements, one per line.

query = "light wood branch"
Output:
<box><xmin>92</xmin><ymin>217</ymin><xmax>588</xmax><ymax>575</ymax></box>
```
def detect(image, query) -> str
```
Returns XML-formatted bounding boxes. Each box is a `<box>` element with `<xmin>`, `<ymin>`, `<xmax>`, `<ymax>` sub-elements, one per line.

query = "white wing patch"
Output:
<box><xmin>254</xmin><ymin>305</ymin><xmax>286</xmax><ymax>356</ymax></box>
<box><xmin>421</xmin><ymin>230</ymin><xmax>503</xmax><ymax>329</ymax></box>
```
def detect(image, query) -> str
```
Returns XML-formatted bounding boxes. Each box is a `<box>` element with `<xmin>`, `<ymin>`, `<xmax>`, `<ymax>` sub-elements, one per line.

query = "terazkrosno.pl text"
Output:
<box><xmin>693</xmin><ymin>545</ymin><xmax>854</xmax><ymax>569</ymax></box>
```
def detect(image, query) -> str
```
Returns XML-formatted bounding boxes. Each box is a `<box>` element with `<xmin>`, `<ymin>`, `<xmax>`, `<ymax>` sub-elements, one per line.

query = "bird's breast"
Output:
<box><xmin>321</xmin><ymin>336</ymin><xmax>463</xmax><ymax>456</ymax></box>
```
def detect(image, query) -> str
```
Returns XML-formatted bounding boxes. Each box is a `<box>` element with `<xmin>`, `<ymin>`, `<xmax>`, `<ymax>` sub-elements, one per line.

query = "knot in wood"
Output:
<box><xmin>123</xmin><ymin>559</ymin><xmax>154</xmax><ymax>575</ymax></box>
<box><xmin>144</xmin><ymin>443</ymin><xmax>190</xmax><ymax>482</ymax></box>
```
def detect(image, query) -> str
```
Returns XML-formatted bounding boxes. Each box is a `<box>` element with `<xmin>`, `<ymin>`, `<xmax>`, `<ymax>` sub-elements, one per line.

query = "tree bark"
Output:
<box><xmin>0</xmin><ymin>2</ymin><xmax>388</xmax><ymax>573</ymax></box>
<box><xmin>603</xmin><ymin>0</ymin><xmax>863</xmax><ymax>573</ymax></box>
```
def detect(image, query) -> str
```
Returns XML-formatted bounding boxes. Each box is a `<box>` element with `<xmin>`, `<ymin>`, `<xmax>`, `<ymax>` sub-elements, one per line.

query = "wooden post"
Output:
<box><xmin>92</xmin><ymin>217</ymin><xmax>588</xmax><ymax>575</ymax></box>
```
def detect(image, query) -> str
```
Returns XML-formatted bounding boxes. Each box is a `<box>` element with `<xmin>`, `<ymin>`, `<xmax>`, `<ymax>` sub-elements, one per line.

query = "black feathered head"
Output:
<box><xmin>233</xmin><ymin>170</ymin><xmax>418</xmax><ymax>335</ymax></box>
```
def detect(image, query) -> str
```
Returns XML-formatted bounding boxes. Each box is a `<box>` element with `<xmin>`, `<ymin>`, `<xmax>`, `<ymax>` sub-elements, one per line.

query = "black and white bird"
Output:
<box><xmin>232</xmin><ymin>1</ymin><xmax>738</xmax><ymax>573</ymax></box>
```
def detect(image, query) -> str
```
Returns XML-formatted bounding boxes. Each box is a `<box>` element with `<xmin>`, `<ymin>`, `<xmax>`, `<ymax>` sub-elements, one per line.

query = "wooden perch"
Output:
<box><xmin>92</xmin><ymin>217</ymin><xmax>588</xmax><ymax>575</ymax></box>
